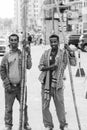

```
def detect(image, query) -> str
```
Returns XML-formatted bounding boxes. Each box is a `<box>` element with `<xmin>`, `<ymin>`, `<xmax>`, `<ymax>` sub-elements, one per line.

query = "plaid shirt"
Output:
<box><xmin>38</xmin><ymin>48</ymin><xmax>77</xmax><ymax>100</ymax></box>
<box><xmin>0</xmin><ymin>49</ymin><xmax>32</xmax><ymax>90</ymax></box>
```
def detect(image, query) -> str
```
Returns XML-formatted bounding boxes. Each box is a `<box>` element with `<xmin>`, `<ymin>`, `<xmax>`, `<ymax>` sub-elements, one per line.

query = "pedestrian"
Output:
<box><xmin>38</xmin><ymin>34</ymin><xmax>77</xmax><ymax>130</ymax></box>
<box><xmin>27</xmin><ymin>33</ymin><xmax>32</xmax><ymax>46</ymax></box>
<box><xmin>0</xmin><ymin>34</ymin><xmax>32</xmax><ymax>130</ymax></box>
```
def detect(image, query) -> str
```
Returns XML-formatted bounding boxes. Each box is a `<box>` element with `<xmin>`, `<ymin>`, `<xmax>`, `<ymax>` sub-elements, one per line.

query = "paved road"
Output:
<box><xmin>0</xmin><ymin>45</ymin><xmax>87</xmax><ymax>130</ymax></box>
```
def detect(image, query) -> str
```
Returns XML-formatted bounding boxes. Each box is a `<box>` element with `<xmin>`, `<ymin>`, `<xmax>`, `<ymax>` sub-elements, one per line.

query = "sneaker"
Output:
<box><xmin>44</xmin><ymin>127</ymin><xmax>53</xmax><ymax>130</ymax></box>
<box><xmin>4</xmin><ymin>126</ymin><xmax>12</xmax><ymax>130</ymax></box>
<box><xmin>60</xmin><ymin>123</ymin><xmax>68</xmax><ymax>130</ymax></box>
<box><xmin>63</xmin><ymin>125</ymin><xmax>70</xmax><ymax>130</ymax></box>
<box><xmin>24</xmin><ymin>124</ymin><xmax>31</xmax><ymax>130</ymax></box>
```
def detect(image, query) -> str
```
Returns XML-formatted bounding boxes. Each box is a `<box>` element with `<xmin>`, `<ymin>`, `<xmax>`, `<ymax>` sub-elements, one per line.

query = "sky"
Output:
<box><xmin>0</xmin><ymin>0</ymin><xmax>14</xmax><ymax>19</ymax></box>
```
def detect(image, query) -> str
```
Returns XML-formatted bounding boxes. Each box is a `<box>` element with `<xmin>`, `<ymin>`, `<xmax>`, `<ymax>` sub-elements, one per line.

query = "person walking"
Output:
<box><xmin>0</xmin><ymin>34</ymin><xmax>32</xmax><ymax>130</ymax></box>
<box><xmin>38</xmin><ymin>34</ymin><xmax>77</xmax><ymax>130</ymax></box>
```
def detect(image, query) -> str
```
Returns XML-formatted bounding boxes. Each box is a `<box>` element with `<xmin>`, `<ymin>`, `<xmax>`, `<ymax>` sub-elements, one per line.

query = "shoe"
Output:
<box><xmin>44</xmin><ymin>127</ymin><xmax>53</xmax><ymax>130</ymax></box>
<box><xmin>60</xmin><ymin>123</ymin><xmax>68</xmax><ymax>130</ymax></box>
<box><xmin>63</xmin><ymin>125</ymin><xmax>70</xmax><ymax>130</ymax></box>
<box><xmin>4</xmin><ymin>126</ymin><xmax>12</xmax><ymax>130</ymax></box>
<box><xmin>24</xmin><ymin>124</ymin><xmax>31</xmax><ymax>130</ymax></box>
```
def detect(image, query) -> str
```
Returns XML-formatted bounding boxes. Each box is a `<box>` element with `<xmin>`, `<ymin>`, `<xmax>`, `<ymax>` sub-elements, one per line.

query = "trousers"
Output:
<box><xmin>41</xmin><ymin>85</ymin><xmax>66</xmax><ymax>128</ymax></box>
<box><xmin>4</xmin><ymin>85</ymin><xmax>29</xmax><ymax>127</ymax></box>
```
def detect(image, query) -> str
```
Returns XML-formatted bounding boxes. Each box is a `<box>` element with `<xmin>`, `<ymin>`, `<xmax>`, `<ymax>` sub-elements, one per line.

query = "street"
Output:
<box><xmin>0</xmin><ymin>45</ymin><xmax>87</xmax><ymax>130</ymax></box>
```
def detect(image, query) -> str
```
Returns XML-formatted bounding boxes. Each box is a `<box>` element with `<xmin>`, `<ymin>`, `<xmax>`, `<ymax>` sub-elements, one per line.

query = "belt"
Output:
<box><xmin>13</xmin><ymin>84</ymin><xmax>18</xmax><ymax>87</ymax></box>
<box><xmin>10</xmin><ymin>83</ymin><xmax>20</xmax><ymax>87</ymax></box>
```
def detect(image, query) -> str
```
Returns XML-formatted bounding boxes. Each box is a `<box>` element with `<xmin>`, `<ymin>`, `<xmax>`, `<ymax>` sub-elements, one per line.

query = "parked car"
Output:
<box><xmin>68</xmin><ymin>34</ymin><xmax>80</xmax><ymax>48</ymax></box>
<box><xmin>79</xmin><ymin>33</ymin><xmax>87</xmax><ymax>52</ymax></box>
<box><xmin>0</xmin><ymin>37</ymin><xmax>7</xmax><ymax>56</ymax></box>
<box><xmin>68</xmin><ymin>34</ymin><xmax>87</xmax><ymax>52</ymax></box>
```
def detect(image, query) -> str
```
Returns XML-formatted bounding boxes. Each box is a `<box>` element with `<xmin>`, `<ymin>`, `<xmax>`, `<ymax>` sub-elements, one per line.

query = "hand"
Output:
<box><xmin>64</xmin><ymin>44</ymin><xmax>71</xmax><ymax>51</ymax></box>
<box><xmin>51</xmin><ymin>64</ymin><xmax>58</xmax><ymax>71</ymax></box>
<box><xmin>22</xmin><ymin>39</ymin><xmax>26</xmax><ymax>46</ymax></box>
<box><xmin>41</xmin><ymin>64</ymin><xmax>57</xmax><ymax>71</ymax></box>
<box><xmin>22</xmin><ymin>40</ymin><xmax>30</xmax><ymax>54</ymax></box>
<box><xmin>64</xmin><ymin>44</ymin><xmax>75</xmax><ymax>57</ymax></box>
<box><xmin>43</xmin><ymin>99</ymin><xmax>50</xmax><ymax>109</ymax></box>
<box><xmin>5</xmin><ymin>84</ymin><xmax>12</xmax><ymax>93</ymax></box>
<box><xmin>69</xmin><ymin>50</ymin><xmax>75</xmax><ymax>57</ymax></box>
<box><xmin>24</xmin><ymin>44</ymin><xmax>30</xmax><ymax>55</ymax></box>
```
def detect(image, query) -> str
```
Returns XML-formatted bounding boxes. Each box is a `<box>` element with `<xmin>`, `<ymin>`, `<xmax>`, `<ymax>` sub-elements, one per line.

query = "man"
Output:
<box><xmin>0</xmin><ymin>34</ymin><xmax>32</xmax><ymax>130</ymax></box>
<box><xmin>38</xmin><ymin>34</ymin><xmax>77</xmax><ymax>130</ymax></box>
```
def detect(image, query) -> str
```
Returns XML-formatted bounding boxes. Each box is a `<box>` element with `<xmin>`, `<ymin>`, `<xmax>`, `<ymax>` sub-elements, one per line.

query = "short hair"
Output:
<box><xmin>49</xmin><ymin>34</ymin><xmax>59</xmax><ymax>41</ymax></box>
<box><xmin>28</xmin><ymin>35</ymin><xmax>32</xmax><ymax>42</ymax></box>
<box><xmin>9</xmin><ymin>34</ymin><xmax>19</xmax><ymax>42</ymax></box>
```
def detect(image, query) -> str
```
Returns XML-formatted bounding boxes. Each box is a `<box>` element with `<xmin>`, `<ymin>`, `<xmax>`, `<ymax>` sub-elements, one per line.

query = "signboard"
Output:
<box><xmin>67</xmin><ymin>11</ymin><xmax>79</xmax><ymax>19</ymax></box>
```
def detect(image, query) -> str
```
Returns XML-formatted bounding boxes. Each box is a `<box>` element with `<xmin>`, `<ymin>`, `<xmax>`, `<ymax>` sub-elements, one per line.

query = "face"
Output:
<box><xmin>9</xmin><ymin>36</ymin><xmax>18</xmax><ymax>50</ymax></box>
<box><xmin>50</xmin><ymin>37</ymin><xmax>59</xmax><ymax>49</ymax></box>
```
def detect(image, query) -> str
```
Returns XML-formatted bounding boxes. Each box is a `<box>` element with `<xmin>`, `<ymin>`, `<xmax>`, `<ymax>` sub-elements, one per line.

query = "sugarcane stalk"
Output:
<box><xmin>19</xmin><ymin>0</ymin><xmax>27</xmax><ymax>130</ymax></box>
<box><xmin>54</xmin><ymin>0</ymin><xmax>81</xmax><ymax>130</ymax></box>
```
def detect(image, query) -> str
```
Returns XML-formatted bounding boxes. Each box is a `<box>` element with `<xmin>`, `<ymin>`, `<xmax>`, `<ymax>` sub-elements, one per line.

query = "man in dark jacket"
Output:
<box><xmin>0</xmin><ymin>34</ymin><xmax>32</xmax><ymax>130</ymax></box>
<box><xmin>38</xmin><ymin>34</ymin><xmax>77</xmax><ymax>130</ymax></box>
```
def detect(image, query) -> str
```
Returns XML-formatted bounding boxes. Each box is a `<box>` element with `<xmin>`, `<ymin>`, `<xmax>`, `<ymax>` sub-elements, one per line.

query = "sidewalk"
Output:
<box><xmin>0</xmin><ymin>45</ymin><xmax>87</xmax><ymax>130</ymax></box>
<box><xmin>27</xmin><ymin>46</ymin><xmax>87</xmax><ymax>130</ymax></box>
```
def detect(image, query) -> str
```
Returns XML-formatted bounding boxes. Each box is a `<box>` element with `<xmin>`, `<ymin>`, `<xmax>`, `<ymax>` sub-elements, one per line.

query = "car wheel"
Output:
<box><xmin>83</xmin><ymin>44</ymin><xmax>87</xmax><ymax>52</ymax></box>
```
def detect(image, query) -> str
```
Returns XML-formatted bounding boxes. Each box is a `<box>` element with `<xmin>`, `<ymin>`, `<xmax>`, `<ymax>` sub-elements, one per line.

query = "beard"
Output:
<box><xmin>11</xmin><ymin>45</ymin><xmax>18</xmax><ymax>51</ymax></box>
<box><xmin>51</xmin><ymin>45</ymin><xmax>58</xmax><ymax>51</ymax></box>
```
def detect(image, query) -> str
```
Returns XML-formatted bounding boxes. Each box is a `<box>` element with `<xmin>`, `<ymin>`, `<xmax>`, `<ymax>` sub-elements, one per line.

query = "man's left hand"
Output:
<box><xmin>24</xmin><ymin>44</ymin><xmax>30</xmax><ymax>55</ymax></box>
<box><xmin>64</xmin><ymin>44</ymin><xmax>75</xmax><ymax>57</ymax></box>
<box><xmin>64</xmin><ymin>44</ymin><xmax>71</xmax><ymax>51</ymax></box>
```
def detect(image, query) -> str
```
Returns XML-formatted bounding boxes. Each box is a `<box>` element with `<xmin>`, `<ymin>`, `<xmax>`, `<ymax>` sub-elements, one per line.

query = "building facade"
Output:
<box><xmin>65</xmin><ymin>0</ymin><xmax>87</xmax><ymax>34</ymax></box>
<box><xmin>82</xmin><ymin>0</ymin><xmax>87</xmax><ymax>33</ymax></box>
<box><xmin>14</xmin><ymin>0</ymin><xmax>22</xmax><ymax>33</ymax></box>
<box><xmin>14</xmin><ymin>0</ymin><xmax>43</xmax><ymax>35</ymax></box>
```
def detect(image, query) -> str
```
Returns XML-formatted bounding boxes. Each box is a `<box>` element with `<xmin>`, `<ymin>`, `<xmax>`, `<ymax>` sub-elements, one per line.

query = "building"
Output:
<box><xmin>66</xmin><ymin>0</ymin><xmax>83</xmax><ymax>34</ymax></box>
<box><xmin>65</xmin><ymin>0</ymin><xmax>87</xmax><ymax>34</ymax></box>
<box><xmin>14</xmin><ymin>0</ymin><xmax>43</xmax><ymax>35</ymax></box>
<box><xmin>40</xmin><ymin>0</ymin><xmax>87</xmax><ymax>44</ymax></box>
<box><xmin>14</xmin><ymin>0</ymin><xmax>22</xmax><ymax>33</ymax></box>
<box><xmin>13</xmin><ymin>0</ymin><xmax>87</xmax><ymax>44</ymax></box>
<box><xmin>82</xmin><ymin>0</ymin><xmax>87</xmax><ymax>33</ymax></box>
<box><xmin>41</xmin><ymin>0</ymin><xmax>70</xmax><ymax>44</ymax></box>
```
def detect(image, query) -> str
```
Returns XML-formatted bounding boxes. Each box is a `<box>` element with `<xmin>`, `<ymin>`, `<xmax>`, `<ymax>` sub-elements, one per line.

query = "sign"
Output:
<box><xmin>67</xmin><ymin>11</ymin><xmax>79</xmax><ymax>19</ymax></box>
<box><xmin>68</xmin><ymin>19</ymin><xmax>79</xmax><ymax>24</ymax></box>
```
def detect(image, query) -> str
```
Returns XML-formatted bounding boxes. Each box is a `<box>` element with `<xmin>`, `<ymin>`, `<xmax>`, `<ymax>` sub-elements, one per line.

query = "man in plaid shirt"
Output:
<box><xmin>38</xmin><ymin>34</ymin><xmax>77</xmax><ymax>130</ymax></box>
<box><xmin>0</xmin><ymin>34</ymin><xmax>32</xmax><ymax>130</ymax></box>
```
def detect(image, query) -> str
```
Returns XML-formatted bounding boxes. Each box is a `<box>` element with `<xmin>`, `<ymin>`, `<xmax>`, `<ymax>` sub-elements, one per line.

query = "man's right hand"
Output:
<box><xmin>5</xmin><ymin>85</ymin><xmax>12</xmax><ymax>93</ymax></box>
<box><xmin>41</xmin><ymin>64</ymin><xmax>58</xmax><ymax>71</ymax></box>
<box><xmin>3</xmin><ymin>78</ymin><xmax>12</xmax><ymax>93</ymax></box>
<box><xmin>50</xmin><ymin>64</ymin><xmax>58</xmax><ymax>71</ymax></box>
<box><xmin>47</xmin><ymin>64</ymin><xmax>58</xmax><ymax>71</ymax></box>
<box><xmin>64</xmin><ymin>44</ymin><xmax>71</xmax><ymax>51</ymax></box>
